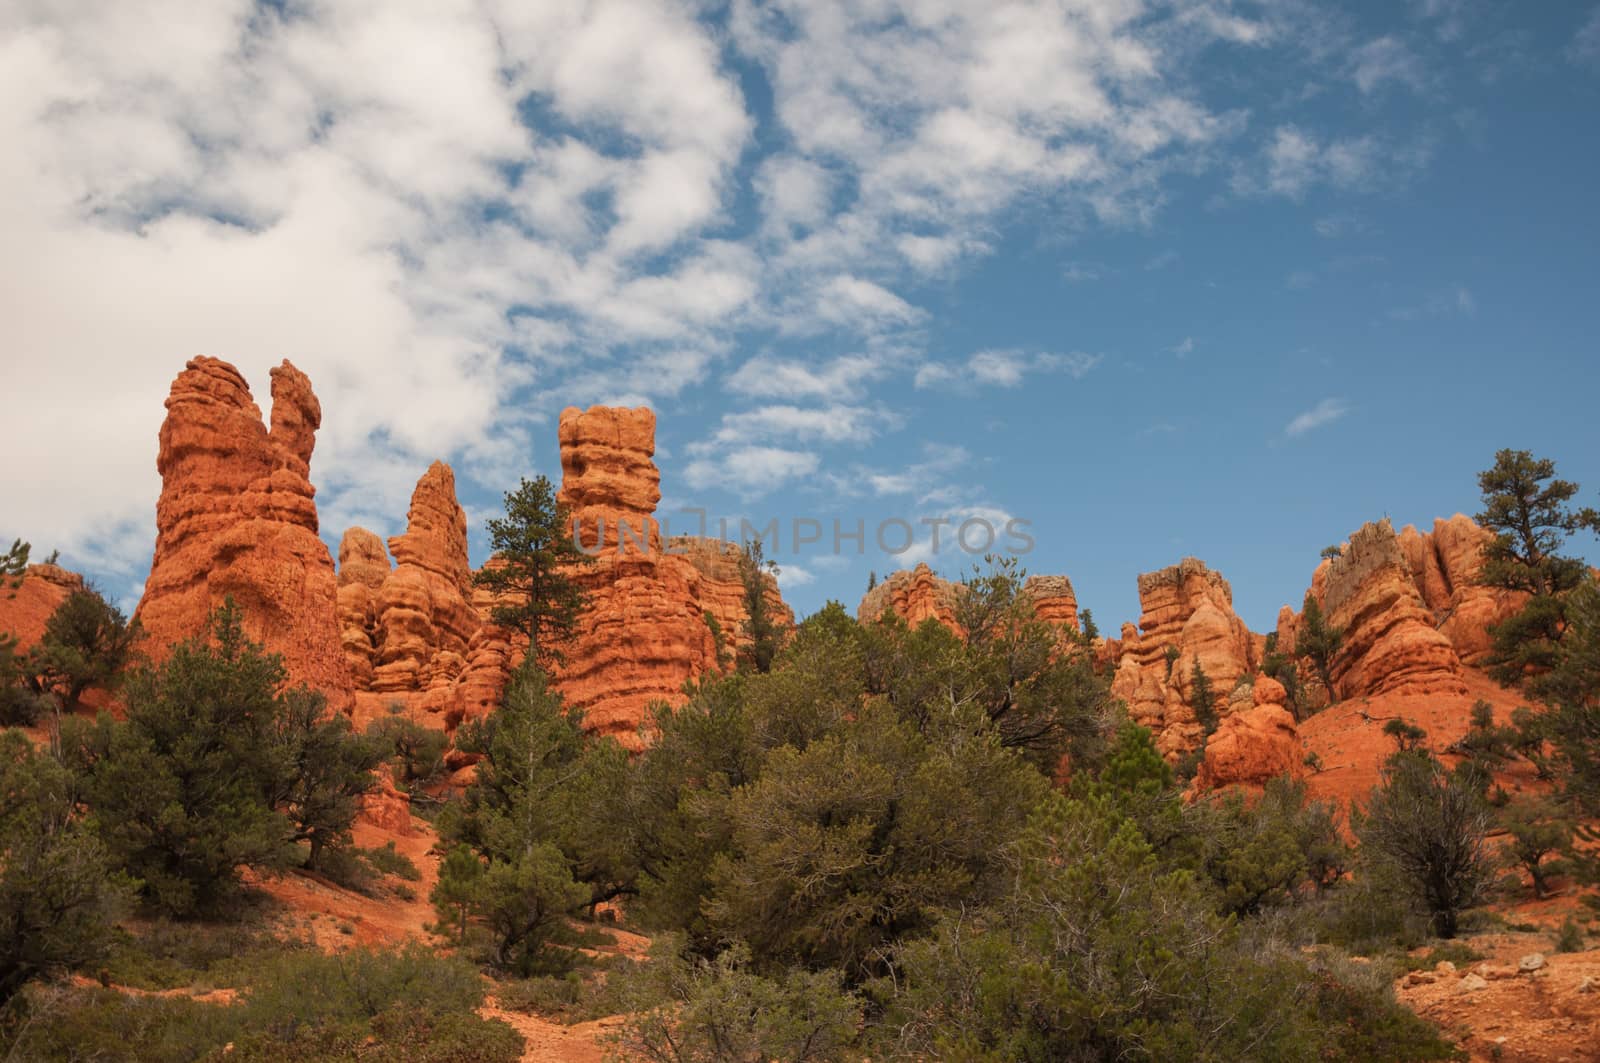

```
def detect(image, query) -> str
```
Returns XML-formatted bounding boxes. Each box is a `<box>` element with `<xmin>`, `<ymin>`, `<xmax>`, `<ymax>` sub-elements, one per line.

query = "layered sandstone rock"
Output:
<box><xmin>1315</xmin><ymin>519</ymin><xmax>1467</xmax><ymax>700</ymax></box>
<box><xmin>336</xmin><ymin>529</ymin><xmax>389</xmax><ymax>689</ymax></box>
<box><xmin>667</xmin><ymin>536</ymin><xmax>792</xmax><ymax>665</ymax></box>
<box><xmin>339</xmin><ymin>463</ymin><xmax>484</xmax><ymax>728</ymax></box>
<box><xmin>1109</xmin><ymin>559</ymin><xmax>1259</xmax><ymax>759</ymax></box>
<box><xmin>855</xmin><ymin>566</ymin><xmax>1081</xmax><ymax>637</ymax></box>
<box><xmin>135</xmin><ymin>358</ymin><xmax>352</xmax><ymax>708</ymax></box>
<box><xmin>372</xmin><ymin>462</ymin><xmax>480</xmax><ymax>694</ymax></box>
<box><xmin>1396</xmin><ymin>515</ymin><xmax>1525</xmax><ymax>665</ymax></box>
<box><xmin>1194</xmin><ymin>692</ymin><xmax>1305</xmax><ymax>793</ymax></box>
<box><xmin>856</xmin><ymin>563</ymin><xmax>962</xmax><ymax>628</ymax></box>
<box><xmin>0</xmin><ymin>563</ymin><xmax>84</xmax><ymax>652</ymax></box>
<box><xmin>550</xmin><ymin>406</ymin><xmax>731</xmax><ymax>747</ymax></box>
<box><xmin>337</xmin><ymin>409</ymin><xmax>794</xmax><ymax>743</ymax></box>
<box><xmin>1021</xmin><ymin>575</ymin><xmax>1080</xmax><ymax>631</ymax></box>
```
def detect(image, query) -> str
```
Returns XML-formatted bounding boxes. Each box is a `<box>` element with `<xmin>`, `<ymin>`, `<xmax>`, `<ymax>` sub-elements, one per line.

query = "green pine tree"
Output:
<box><xmin>472</xmin><ymin>475</ymin><xmax>594</xmax><ymax>668</ymax></box>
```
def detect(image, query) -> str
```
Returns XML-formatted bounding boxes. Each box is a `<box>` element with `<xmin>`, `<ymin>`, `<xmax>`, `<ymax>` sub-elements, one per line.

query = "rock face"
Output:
<box><xmin>135</xmin><ymin>358</ymin><xmax>352</xmax><ymax>708</ymax></box>
<box><xmin>550</xmin><ymin>406</ymin><xmax>727</xmax><ymax>746</ymax></box>
<box><xmin>1396</xmin><ymin>515</ymin><xmax>1526</xmax><ymax>665</ymax></box>
<box><xmin>1109</xmin><ymin>558</ymin><xmax>1260</xmax><ymax>759</ymax></box>
<box><xmin>855</xmin><ymin>566</ymin><xmax>1080</xmax><ymax>635</ymax></box>
<box><xmin>1288</xmin><ymin>519</ymin><xmax>1467</xmax><ymax>701</ymax></box>
<box><xmin>666</xmin><ymin>536</ymin><xmax>793</xmax><ymax>666</ymax></box>
<box><xmin>338</xmin><ymin>462</ymin><xmax>483</xmax><ymax>726</ymax></box>
<box><xmin>1193</xmin><ymin>682</ymin><xmax>1305</xmax><ymax>792</ymax></box>
<box><xmin>1022</xmin><ymin>575</ymin><xmax>1080</xmax><ymax>631</ymax></box>
<box><xmin>0</xmin><ymin>564</ymin><xmax>84</xmax><ymax>652</ymax></box>
<box><xmin>857</xmin><ymin>563</ymin><xmax>963</xmax><ymax>628</ymax></box>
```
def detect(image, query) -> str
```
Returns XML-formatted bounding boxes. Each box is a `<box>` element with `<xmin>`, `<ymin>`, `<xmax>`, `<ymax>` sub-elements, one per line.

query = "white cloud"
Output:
<box><xmin>683</xmin><ymin>446</ymin><xmax>820</xmax><ymax>496</ymax></box>
<box><xmin>917</xmin><ymin>349</ymin><xmax>1102</xmax><ymax>390</ymax></box>
<box><xmin>697</xmin><ymin>404</ymin><xmax>892</xmax><ymax>449</ymax></box>
<box><xmin>1171</xmin><ymin>337</ymin><xmax>1195</xmax><ymax>358</ymax></box>
<box><xmin>1284</xmin><ymin>398</ymin><xmax>1351</xmax><ymax>438</ymax></box>
<box><xmin>774</xmin><ymin>563</ymin><xmax>815</xmax><ymax>589</ymax></box>
<box><xmin>1062</xmin><ymin>260</ymin><xmax>1109</xmax><ymax>283</ymax></box>
<box><xmin>1144</xmin><ymin>249</ymin><xmax>1181</xmax><ymax>271</ymax></box>
<box><xmin>1389</xmin><ymin>285</ymin><xmax>1476</xmax><ymax>320</ymax></box>
<box><xmin>0</xmin><ymin>0</ymin><xmax>751</xmax><ymax>578</ymax></box>
<box><xmin>1235</xmin><ymin>125</ymin><xmax>1429</xmax><ymax>200</ymax></box>
<box><xmin>1350</xmin><ymin>36</ymin><xmax>1427</xmax><ymax>95</ymax></box>
<box><xmin>725</xmin><ymin>353</ymin><xmax>889</xmax><ymax>401</ymax></box>
<box><xmin>1572</xmin><ymin>8</ymin><xmax>1600</xmax><ymax>67</ymax></box>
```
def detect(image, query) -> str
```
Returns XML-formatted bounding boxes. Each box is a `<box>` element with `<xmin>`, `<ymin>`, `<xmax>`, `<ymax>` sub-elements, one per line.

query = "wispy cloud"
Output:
<box><xmin>1170</xmin><ymin>337</ymin><xmax>1195</xmax><ymax>358</ymax></box>
<box><xmin>1350</xmin><ymin>36</ymin><xmax>1427</xmax><ymax>94</ymax></box>
<box><xmin>916</xmin><ymin>349</ymin><xmax>1102</xmax><ymax>390</ymax></box>
<box><xmin>1235</xmin><ymin>126</ymin><xmax>1431</xmax><ymax>200</ymax></box>
<box><xmin>683</xmin><ymin>446</ymin><xmax>820</xmax><ymax>496</ymax></box>
<box><xmin>1062</xmin><ymin>261</ymin><xmax>1110</xmax><ymax>283</ymax></box>
<box><xmin>1389</xmin><ymin>285</ymin><xmax>1476</xmax><ymax>320</ymax></box>
<box><xmin>1571</xmin><ymin>7</ymin><xmax>1600</xmax><ymax>67</ymax></box>
<box><xmin>1285</xmin><ymin>398</ymin><xmax>1351</xmax><ymax>438</ymax></box>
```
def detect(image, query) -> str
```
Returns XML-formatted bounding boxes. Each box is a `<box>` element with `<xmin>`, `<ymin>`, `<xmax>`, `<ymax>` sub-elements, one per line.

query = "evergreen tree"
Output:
<box><xmin>68</xmin><ymin>601</ymin><xmax>368</xmax><ymax>915</ymax></box>
<box><xmin>472</xmin><ymin>475</ymin><xmax>593</xmax><ymax>667</ymax></box>
<box><xmin>1499</xmin><ymin>798</ymin><xmax>1573</xmax><ymax>899</ymax></box>
<box><xmin>1355</xmin><ymin>751</ymin><xmax>1491</xmax><ymax>938</ymax></box>
<box><xmin>1190</xmin><ymin>659</ymin><xmax>1218</xmax><ymax>736</ymax></box>
<box><xmin>1</xmin><ymin>539</ymin><xmax>28</xmax><ymax>595</ymax></box>
<box><xmin>432</xmin><ymin>664</ymin><xmax>615</xmax><ymax>972</ymax></box>
<box><xmin>1476</xmin><ymin>449</ymin><xmax>1599</xmax><ymax>684</ymax></box>
<box><xmin>270</xmin><ymin>690</ymin><xmax>385</xmax><ymax>870</ymax></box>
<box><xmin>17</xmin><ymin>588</ymin><xmax>141</xmax><ymax>713</ymax></box>
<box><xmin>737</xmin><ymin>538</ymin><xmax>782</xmax><ymax>674</ymax></box>
<box><xmin>1296</xmin><ymin>593</ymin><xmax>1343</xmax><ymax>699</ymax></box>
<box><xmin>0</xmin><ymin>731</ymin><xmax>133</xmax><ymax>1004</ymax></box>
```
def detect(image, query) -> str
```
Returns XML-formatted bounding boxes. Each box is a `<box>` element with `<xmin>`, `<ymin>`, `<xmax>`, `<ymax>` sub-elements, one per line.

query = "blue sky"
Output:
<box><xmin>3</xmin><ymin>0</ymin><xmax>1598</xmax><ymax>632</ymax></box>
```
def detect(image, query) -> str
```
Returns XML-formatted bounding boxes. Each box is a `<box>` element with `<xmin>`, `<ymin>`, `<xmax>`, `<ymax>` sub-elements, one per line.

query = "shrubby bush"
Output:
<box><xmin>0</xmin><ymin>944</ymin><xmax>522</xmax><ymax>1061</ymax></box>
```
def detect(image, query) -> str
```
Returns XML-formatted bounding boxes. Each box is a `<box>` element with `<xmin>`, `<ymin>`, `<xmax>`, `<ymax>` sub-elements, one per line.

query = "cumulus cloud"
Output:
<box><xmin>1</xmin><ymin>0</ymin><xmax>1444</xmax><ymax>599</ymax></box>
<box><xmin>1284</xmin><ymin>398</ymin><xmax>1351</xmax><ymax>438</ymax></box>
<box><xmin>0</xmin><ymin>0</ymin><xmax>750</xmax><ymax>575</ymax></box>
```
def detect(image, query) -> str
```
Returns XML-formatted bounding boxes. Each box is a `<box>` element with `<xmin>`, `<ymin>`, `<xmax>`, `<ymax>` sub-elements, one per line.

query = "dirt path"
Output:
<box><xmin>1396</xmin><ymin>930</ymin><xmax>1600</xmax><ymax>1062</ymax></box>
<box><xmin>481</xmin><ymin>1001</ymin><xmax>627</xmax><ymax>1063</ymax></box>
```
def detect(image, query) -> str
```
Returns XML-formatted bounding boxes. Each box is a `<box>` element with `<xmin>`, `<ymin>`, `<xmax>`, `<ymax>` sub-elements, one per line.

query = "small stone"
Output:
<box><xmin>1518</xmin><ymin>953</ymin><xmax>1546</xmax><ymax>973</ymax></box>
<box><xmin>1405</xmin><ymin>970</ymin><xmax>1437</xmax><ymax>986</ymax></box>
<box><xmin>1434</xmin><ymin>960</ymin><xmax>1456</xmax><ymax>974</ymax></box>
<box><xmin>1577</xmin><ymin>975</ymin><xmax>1597</xmax><ymax>994</ymax></box>
<box><xmin>1458</xmin><ymin>973</ymin><xmax>1489</xmax><ymax>993</ymax></box>
<box><xmin>1479</xmin><ymin>963</ymin><xmax>1518</xmax><ymax>980</ymax></box>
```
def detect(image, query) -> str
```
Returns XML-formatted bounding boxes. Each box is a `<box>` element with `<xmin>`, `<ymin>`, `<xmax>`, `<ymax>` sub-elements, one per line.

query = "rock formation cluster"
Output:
<box><xmin>106</xmin><ymin>356</ymin><xmax>1519</xmax><ymax>793</ymax></box>
<box><xmin>129</xmin><ymin>361</ymin><xmax>788</xmax><ymax>745</ymax></box>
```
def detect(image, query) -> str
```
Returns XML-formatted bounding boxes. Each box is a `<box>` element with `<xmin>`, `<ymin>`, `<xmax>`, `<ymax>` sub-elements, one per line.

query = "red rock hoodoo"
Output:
<box><xmin>1109</xmin><ymin>558</ymin><xmax>1262</xmax><ymax>759</ymax></box>
<box><xmin>856</xmin><ymin>563</ymin><xmax>963</xmax><ymax>628</ymax></box>
<box><xmin>339</xmin><ymin>462</ymin><xmax>484</xmax><ymax>729</ymax></box>
<box><xmin>1279</xmin><ymin>518</ymin><xmax>1469</xmax><ymax>702</ymax></box>
<box><xmin>135</xmin><ymin>358</ymin><xmax>352</xmax><ymax>709</ymax></box>
<box><xmin>552</xmin><ymin>406</ymin><xmax>791</xmax><ymax>747</ymax></box>
<box><xmin>854</xmin><ymin>566</ymin><xmax>1080</xmax><ymax>636</ymax></box>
